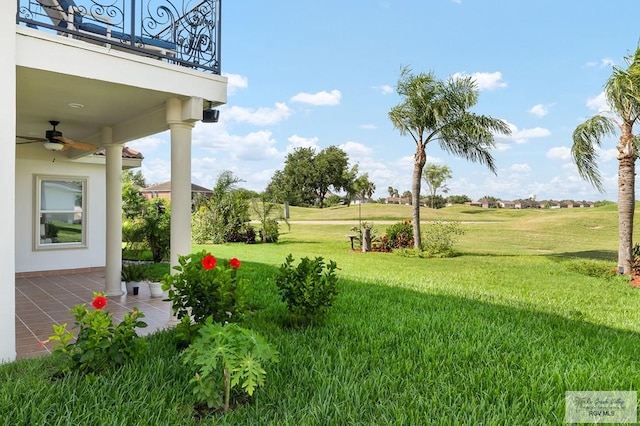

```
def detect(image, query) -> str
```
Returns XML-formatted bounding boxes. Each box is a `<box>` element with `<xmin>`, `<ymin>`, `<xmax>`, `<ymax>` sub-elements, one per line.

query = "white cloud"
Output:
<box><xmin>500</xmin><ymin>121</ymin><xmax>551</xmax><ymax>144</ymax></box>
<box><xmin>286</xmin><ymin>134</ymin><xmax>320</xmax><ymax>153</ymax></box>
<box><xmin>451</xmin><ymin>71</ymin><xmax>507</xmax><ymax>91</ymax></box>
<box><xmin>586</xmin><ymin>91</ymin><xmax>608</xmax><ymax>112</ymax></box>
<box><xmin>372</xmin><ymin>85</ymin><xmax>394</xmax><ymax>95</ymax></box>
<box><xmin>546</xmin><ymin>146</ymin><xmax>571</xmax><ymax>161</ymax></box>
<box><xmin>138</xmin><ymin>157</ymin><xmax>171</xmax><ymax>186</ymax></box>
<box><xmin>599</xmin><ymin>147</ymin><xmax>618</xmax><ymax>162</ymax></box>
<box><xmin>223</xmin><ymin>73</ymin><xmax>248</xmax><ymax>95</ymax></box>
<box><xmin>126</xmin><ymin>134</ymin><xmax>167</xmax><ymax>155</ymax></box>
<box><xmin>225</xmin><ymin>102</ymin><xmax>292</xmax><ymax>125</ymax></box>
<box><xmin>528</xmin><ymin>104</ymin><xmax>550</xmax><ymax>118</ymax></box>
<box><xmin>290</xmin><ymin>90</ymin><xmax>342</xmax><ymax>106</ymax></box>
<box><xmin>586</xmin><ymin>58</ymin><xmax>615</xmax><ymax>68</ymax></box>
<box><xmin>195</xmin><ymin>128</ymin><xmax>281</xmax><ymax>162</ymax></box>
<box><xmin>509</xmin><ymin>163</ymin><xmax>531</xmax><ymax>172</ymax></box>
<box><xmin>339</xmin><ymin>141</ymin><xmax>373</xmax><ymax>162</ymax></box>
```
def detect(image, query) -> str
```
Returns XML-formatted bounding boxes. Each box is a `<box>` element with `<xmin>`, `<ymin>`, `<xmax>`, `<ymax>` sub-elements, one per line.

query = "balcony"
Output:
<box><xmin>17</xmin><ymin>0</ymin><xmax>221</xmax><ymax>74</ymax></box>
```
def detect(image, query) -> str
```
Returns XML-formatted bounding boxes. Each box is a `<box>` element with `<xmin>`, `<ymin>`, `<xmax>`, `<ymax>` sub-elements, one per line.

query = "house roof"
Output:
<box><xmin>93</xmin><ymin>146</ymin><xmax>144</xmax><ymax>159</ymax></box>
<box><xmin>142</xmin><ymin>181</ymin><xmax>213</xmax><ymax>194</ymax></box>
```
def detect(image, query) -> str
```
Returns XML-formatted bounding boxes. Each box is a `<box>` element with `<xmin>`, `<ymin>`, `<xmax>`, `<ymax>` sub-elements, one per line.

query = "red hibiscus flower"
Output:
<box><xmin>202</xmin><ymin>254</ymin><xmax>217</xmax><ymax>270</ymax></box>
<box><xmin>229</xmin><ymin>258</ymin><xmax>241</xmax><ymax>269</ymax></box>
<box><xmin>92</xmin><ymin>295</ymin><xmax>108</xmax><ymax>310</ymax></box>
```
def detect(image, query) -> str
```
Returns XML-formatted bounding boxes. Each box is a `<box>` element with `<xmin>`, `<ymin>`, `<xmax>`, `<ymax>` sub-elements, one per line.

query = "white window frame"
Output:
<box><xmin>34</xmin><ymin>175</ymin><xmax>88</xmax><ymax>250</ymax></box>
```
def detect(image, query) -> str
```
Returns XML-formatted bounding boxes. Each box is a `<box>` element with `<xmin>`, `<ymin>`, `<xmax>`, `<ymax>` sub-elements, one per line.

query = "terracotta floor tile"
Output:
<box><xmin>15</xmin><ymin>272</ymin><xmax>172</xmax><ymax>360</ymax></box>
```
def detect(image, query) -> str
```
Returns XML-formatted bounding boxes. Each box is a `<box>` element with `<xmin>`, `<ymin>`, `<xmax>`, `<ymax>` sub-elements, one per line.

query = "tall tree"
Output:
<box><xmin>268</xmin><ymin>146</ymin><xmax>351</xmax><ymax>208</ymax></box>
<box><xmin>389</xmin><ymin>67</ymin><xmax>511</xmax><ymax>248</ymax></box>
<box><xmin>313</xmin><ymin>146</ymin><xmax>349</xmax><ymax>208</ymax></box>
<box><xmin>571</xmin><ymin>46</ymin><xmax>640</xmax><ymax>275</ymax></box>
<box><xmin>423</xmin><ymin>163</ymin><xmax>452</xmax><ymax>208</ymax></box>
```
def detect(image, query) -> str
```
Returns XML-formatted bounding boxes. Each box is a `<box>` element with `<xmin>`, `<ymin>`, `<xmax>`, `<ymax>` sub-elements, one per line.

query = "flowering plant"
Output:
<box><xmin>44</xmin><ymin>292</ymin><xmax>147</xmax><ymax>374</ymax></box>
<box><xmin>162</xmin><ymin>250</ymin><xmax>247</xmax><ymax>343</ymax></box>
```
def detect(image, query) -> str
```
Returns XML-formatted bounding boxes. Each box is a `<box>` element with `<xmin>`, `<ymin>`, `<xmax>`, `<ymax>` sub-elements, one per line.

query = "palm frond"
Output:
<box><xmin>571</xmin><ymin>115</ymin><xmax>616</xmax><ymax>192</ymax></box>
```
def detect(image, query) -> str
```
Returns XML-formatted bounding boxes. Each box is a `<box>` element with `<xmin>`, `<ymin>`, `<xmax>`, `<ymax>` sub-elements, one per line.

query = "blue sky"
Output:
<box><xmin>128</xmin><ymin>0</ymin><xmax>640</xmax><ymax>202</ymax></box>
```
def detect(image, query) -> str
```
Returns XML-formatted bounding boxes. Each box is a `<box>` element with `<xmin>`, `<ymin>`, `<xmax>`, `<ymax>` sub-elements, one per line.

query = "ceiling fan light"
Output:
<box><xmin>43</xmin><ymin>142</ymin><xmax>64</xmax><ymax>151</ymax></box>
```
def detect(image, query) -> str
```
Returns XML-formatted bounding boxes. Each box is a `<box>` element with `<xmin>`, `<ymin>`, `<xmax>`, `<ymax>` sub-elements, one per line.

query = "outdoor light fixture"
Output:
<box><xmin>43</xmin><ymin>141</ymin><xmax>65</xmax><ymax>151</ymax></box>
<box><xmin>202</xmin><ymin>101</ymin><xmax>220</xmax><ymax>123</ymax></box>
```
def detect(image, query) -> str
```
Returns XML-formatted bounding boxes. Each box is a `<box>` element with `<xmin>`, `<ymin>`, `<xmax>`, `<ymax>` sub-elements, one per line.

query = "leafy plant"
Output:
<box><xmin>421</xmin><ymin>221</ymin><xmax>465</xmax><ymax>257</ymax></box>
<box><xmin>162</xmin><ymin>250</ymin><xmax>247</xmax><ymax>343</ymax></box>
<box><xmin>121</xmin><ymin>263</ymin><xmax>147</xmax><ymax>282</ymax></box>
<box><xmin>275</xmin><ymin>254</ymin><xmax>339</xmax><ymax>326</ymax></box>
<box><xmin>384</xmin><ymin>220</ymin><xmax>414</xmax><ymax>249</ymax></box>
<box><xmin>44</xmin><ymin>293</ymin><xmax>147</xmax><ymax>374</ymax></box>
<box><xmin>181</xmin><ymin>319</ymin><xmax>279</xmax><ymax>412</ymax></box>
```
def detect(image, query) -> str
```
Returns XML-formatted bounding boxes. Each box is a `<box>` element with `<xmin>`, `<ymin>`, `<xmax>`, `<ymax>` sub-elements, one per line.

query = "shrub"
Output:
<box><xmin>421</xmin><ymin>221</ymin><xmax>465</xmax><ymax>257</ymax></box>
<box><xmin>259</xmin><ymin>218</ymin><xmax>280</xmax><ymax>243</ymax></box>
<box><xmin>44</xmin><ymin>293</ymin><xmax>147</xmax><ymax>374</ymax></box>
<box><xmin>181</xmin><ymin>319</ymin><xmax>279</xmax><ymax>412</ymax></box>
<box><xmin>275</xmin><ymin>254</ymin><xmax>339</xmax><ymax>326</ymax></box>
<box><xmin>162</xmin><ymin>250</ymin><xmax>247</xmax><ymax>344</ymax></box>
<box><xmin>384</xmin><ymin>220</ymin><xmax>414</xmax><ymax>249</ymax></box>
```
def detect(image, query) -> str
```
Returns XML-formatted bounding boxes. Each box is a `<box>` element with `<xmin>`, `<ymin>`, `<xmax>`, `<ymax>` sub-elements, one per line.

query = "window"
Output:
<box><xmin>35</xmin><ymin>175</ymin><xmax>87</xmax><ymax>250</ymax></box>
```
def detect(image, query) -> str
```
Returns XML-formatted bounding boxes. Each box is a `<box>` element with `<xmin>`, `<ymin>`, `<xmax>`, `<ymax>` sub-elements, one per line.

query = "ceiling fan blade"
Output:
<box><xmin>53</xmin><ymin>136</ymin><xmax>97</xmax><ymax>151</ymax></box>
<box><xmin>16</xmin><ymin>136</ymin><xmax>48</xmax><ymax>144</ymax></box>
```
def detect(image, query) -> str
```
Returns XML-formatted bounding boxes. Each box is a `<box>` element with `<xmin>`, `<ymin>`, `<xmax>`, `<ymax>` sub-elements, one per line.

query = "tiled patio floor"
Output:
<box><xmin>15</xmin><ymin>272</ymin><xmax>172</xmax><ymax>360</ymax></box>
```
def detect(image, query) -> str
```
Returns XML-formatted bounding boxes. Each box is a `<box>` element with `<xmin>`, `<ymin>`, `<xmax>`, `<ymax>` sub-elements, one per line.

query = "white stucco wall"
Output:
<box><xmin>15</xmin><ymin>157</ymin><xmax>107</xmax><ymax>273</ymax></box>
<box><xmin>2</xmin><ymin>1</ymin><xmax>17</xmax><ymax>362</ymax></box>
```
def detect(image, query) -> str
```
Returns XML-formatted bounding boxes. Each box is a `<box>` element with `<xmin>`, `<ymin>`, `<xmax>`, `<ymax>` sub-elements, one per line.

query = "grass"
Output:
<box><xmin>3</xmin><ymin>204</ymin><xmax>640</xmax><ymax>424</ymax></box>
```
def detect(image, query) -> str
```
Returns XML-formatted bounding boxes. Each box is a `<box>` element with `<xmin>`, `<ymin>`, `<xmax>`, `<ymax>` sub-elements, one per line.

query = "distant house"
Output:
<box><xmin>141</xmin><ymin>181</ymin><xmax>213</xmax><ymax>202</ymax></box>
<box><xmin>386</xmin><ymin>196</ymin><xmax>411</xmax><ymax>205</ymax></box>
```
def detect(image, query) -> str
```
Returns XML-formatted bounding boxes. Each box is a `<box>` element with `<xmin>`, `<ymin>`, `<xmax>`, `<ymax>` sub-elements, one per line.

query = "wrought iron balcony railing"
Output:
<box><xmin>17</xmin><ymin>0</ymin><xmax>221</xmax><ymax>74</ymax></box>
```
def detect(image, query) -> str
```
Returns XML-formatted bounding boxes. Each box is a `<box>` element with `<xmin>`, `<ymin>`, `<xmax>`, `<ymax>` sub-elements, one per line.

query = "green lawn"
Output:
<box><xmin>3</xmin><ymin>204</ymin><xmax>640</xmax><ymax>424</ymax></box>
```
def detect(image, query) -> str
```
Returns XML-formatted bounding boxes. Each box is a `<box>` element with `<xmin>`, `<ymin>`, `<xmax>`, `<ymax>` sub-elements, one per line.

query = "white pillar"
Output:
<box><xmin>1</xmin><ymin>0</ymin><xmax>17</xmax><ymax>363</ymax></box>
<box><xmin>104</xmin><ymin>131</ymin><xmax>123</xmax><ymax>296</ymax></box>
<box><xmin>166</xmin><ymin>98</ymin><xmax>195</xmax><ymax>270</ymax></box>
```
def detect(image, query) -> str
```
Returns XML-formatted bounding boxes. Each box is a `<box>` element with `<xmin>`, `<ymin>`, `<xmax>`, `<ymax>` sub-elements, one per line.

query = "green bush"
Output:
<box><xmin>421</xmin><ymin>221</ymin><xmax>465</xmax><ymax>257</ymax></box>
<box><xmin>259</xmin><ymin>218</ymin><xmax>280</xmax><ymax>243</ymax></box>
<box><xmin>45</xmin><ymin>293</ymin><xmax>147</xmax><ymax>375</ymax></box>
<box><xmin>275</xmin><ymin>254</ymin><xmax>339</xmax><ymax>326</ymax></box>
<box><xmin>384</xmin><ymin>220</ymin><xmax>414</xmax><ymax>249</ymax></box>
<box><xmin>162</xmin><ymin>250</ymin><xmax>247</xmax><ymax>344</ymax></box>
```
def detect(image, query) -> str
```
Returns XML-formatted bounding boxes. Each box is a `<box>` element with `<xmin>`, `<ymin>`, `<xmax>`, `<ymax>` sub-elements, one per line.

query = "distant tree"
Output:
<box><xmin>354</xmin><ymin>174</ymin><xmax>376</xmax><ymax>202</ymax></box>
<box><xmin>313</xmin><ymin>146</ymin><xmax>350</xmax><ymax>208</ymax></box>
<box><xmin>389</xmin><ymin>67</ymin><xmax>511</xmax><ymax>248</ymax></box>
<box><xmin>342</xmin><ymin>164</ymin><xmax>360</xmax><ymax>207</ymax></box>
<box><xmin>122</xmin><ymin>169</ymin><xmax>147</xmax><ymax>189</ymax></box>
<box><xmin>422</xmin><ymin>164</ymin><xmax>452</xmax><ymax>208</ymax></box>
<box><xmin>267</xmin><ymin>146</ymin><xmax>351</xmax><ymax>208</ymax></box>
<box><xmin>401</xmin><ymin>190</ymin><xmax>412</xmax><ymax>204</ymax></box>
<box><xmin>388</xmin><ymin>186</ymin><xmax>395</xmax><ymax>197</ymax></box>
<box><xmin>447</xmin><ymin>195</ymin><xmax>471</xmax><ymax>204</ymax></box>
<box><xmin>425</xmin><ymin>195</ymin><xmax>446</xmax><ymax>209</ymax></box>
<box><xmin>571</xmin><ymin>46</ymin><xmax>640</xmax><ymax>274</ymax></box>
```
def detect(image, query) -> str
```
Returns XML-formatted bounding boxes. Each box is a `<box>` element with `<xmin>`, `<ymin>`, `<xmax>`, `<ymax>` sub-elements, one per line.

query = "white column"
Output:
<box><xmin>166</xmin><ymin>98</ymin><xmax>195</xmax><ymax>270</ymax></box>
<box><xmin>104</xmin><ymin>130</ymin><xmax>123</xmax><ymax>296</ymax></box>
<box><xmin>0</xmin><ymin>2</ymin><xmax>16</xmax><ymax>363</ymax></box>
<box><xmin>1</xmin><ymin>0</ymin><xmax>17</xmax><ymax>363</ymax></box>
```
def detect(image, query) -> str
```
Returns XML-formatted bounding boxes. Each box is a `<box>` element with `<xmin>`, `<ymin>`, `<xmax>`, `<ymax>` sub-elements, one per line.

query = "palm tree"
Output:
<box><xmin>389</xmin><ymin>67</ymin><xmax>511</xmax><ymax>248</ymax></box>
<box><xmin>571</xmin><ymin>46</ymin><xmax>640</xmax><ymax>275</ymax></box>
